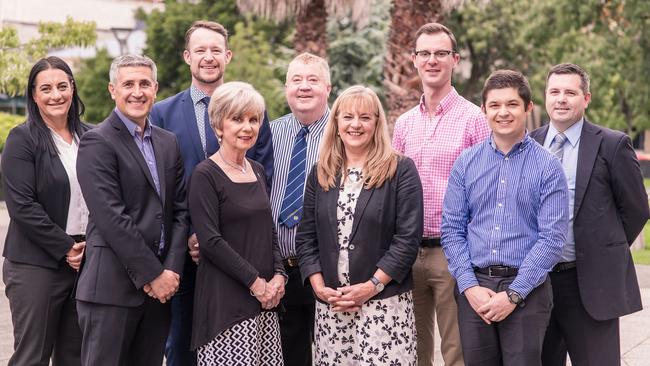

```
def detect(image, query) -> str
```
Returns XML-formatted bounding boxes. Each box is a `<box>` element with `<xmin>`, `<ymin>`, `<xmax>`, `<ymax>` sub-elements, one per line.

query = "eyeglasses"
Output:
<box><xmin>414</xmin><ymin>49</ymin><xmax>455</xmax><ymax>62</ymax></box>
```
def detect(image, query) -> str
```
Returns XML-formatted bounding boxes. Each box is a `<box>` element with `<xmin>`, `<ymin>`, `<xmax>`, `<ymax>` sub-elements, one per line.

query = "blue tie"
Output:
<box><xmin>279</xmin><ymin>126</ymin><xmax>309</xmax><ymax>228</ymax></box>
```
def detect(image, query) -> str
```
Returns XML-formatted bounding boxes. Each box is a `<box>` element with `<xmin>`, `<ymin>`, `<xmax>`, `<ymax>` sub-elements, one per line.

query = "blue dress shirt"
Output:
<box><xmin>441</xmin><ymin>134</ymin><xmax>569</xmax><ymax>298</ymax></box>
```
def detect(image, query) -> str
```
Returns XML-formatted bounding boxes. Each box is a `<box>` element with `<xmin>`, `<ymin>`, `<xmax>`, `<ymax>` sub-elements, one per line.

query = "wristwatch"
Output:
<box><xmin>507</xmin><ymin>289</ymin><xmax>525</xmax><ymax>307</ymax></box>
<box><xmin>370</xmin><ymin>276</ymin><xmax>385</xmax><ymax>293</ymax></box>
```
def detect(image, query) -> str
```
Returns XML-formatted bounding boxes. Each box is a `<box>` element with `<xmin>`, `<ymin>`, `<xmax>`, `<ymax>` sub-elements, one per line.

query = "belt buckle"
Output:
<box><xmin>286</xmin><ymin>257</ymin><xmax>298</xmax><ymax>267</ymax></box>
<box><xmin>488</xmin><ymin>266</ymin><xmax>496</xmax><ymax>277</ymax></box>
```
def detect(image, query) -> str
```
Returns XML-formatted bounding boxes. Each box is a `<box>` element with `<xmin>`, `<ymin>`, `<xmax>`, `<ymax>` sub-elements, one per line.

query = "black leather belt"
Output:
<box><xmin>552</xmin><ymin>261</ymin><xmax>577</xmax><ymax>272</ymax></box>
<box><xmin>283</xmin><ymin>257</ymin><xmax>299</xmax><ymax>268</ymax></box>
<box><xmin>70</xmin><ymin>235</ymin><xmax>86</xmax><ymax>243</ymax></box>
<box><xmin>475</xmin><ymin>265</ymin><xmax>519</xmax><ymax>277</ymax></box>
<box><xmin>421</xmin><ymin>237</ymin><xmax>441</xmax><ymax>248</ymax></box>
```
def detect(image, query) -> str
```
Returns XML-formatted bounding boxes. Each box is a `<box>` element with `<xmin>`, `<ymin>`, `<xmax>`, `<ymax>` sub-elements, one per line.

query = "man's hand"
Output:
<box><xmin>332</xmin><ymin>281</ymin><xmax>377</xmax><ymax>312</ymax></box>
<box><xmin>145</xmin><ymin>269</ymin><xmax>180</xmax><ymax>303</ymax></box>
<box><xmin>477</xmin><ymin>291</ymin><xmax>517</xmax><ymax>322</ymax></box>
<box><xmin>464</xmin><ymin>286</ymin><xmax>497</xmax><ymax>324</ymax></box>
<box><xmin>66</xmin><ymin>242</ymin><xmax>86</xmax><ymax>271</ymax></box>
<box><xmin>187</xmin><ymin>233</ymin><xmax>200</xmax><ymax>264</ymax></box>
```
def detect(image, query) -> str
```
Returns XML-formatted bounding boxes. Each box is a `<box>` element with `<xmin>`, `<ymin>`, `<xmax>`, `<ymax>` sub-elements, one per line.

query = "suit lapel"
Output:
<box><xmin>326</xmin><ymin>176</ymin><xmax>341</xmax><ymax>243</ymax></box>
<box><xmin>574</xmin><ymin>120</ymin><xmax>601</xmax><ymax>217</ymax></box>
<box><xmin>530</xmin><ymin>125</ymin><xmax>549</xmax><ymax>145</ymax></box>
<box><xmin>349</xmin><ymin>186</ymin><xmax>374</xmax><ymax>242</ymax></box>
<box><xmin>109</xmin><ymin>113</ymin><xmax>158</xmax><ymax>199</ymax></box>
<box><xmin>181</xmin><ymin>90</ymin><xmax>206</xmax><ymax>162</ymax></box>
<box><xmin>151</xmin><ymin>126</ymin><xmax>167</xmax><ymax>207</ymax></box>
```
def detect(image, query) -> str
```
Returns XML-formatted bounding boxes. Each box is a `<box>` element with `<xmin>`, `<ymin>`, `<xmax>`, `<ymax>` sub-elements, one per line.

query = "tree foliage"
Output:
<box><xmin>76</xmin><ymin>48</ymin><xmax>114</xmax><ymax>124</ymax></box>
<box><xmin>0</xmin><ymin>17</ymin><xmax>96</xmax><ymax>96</ymax></box>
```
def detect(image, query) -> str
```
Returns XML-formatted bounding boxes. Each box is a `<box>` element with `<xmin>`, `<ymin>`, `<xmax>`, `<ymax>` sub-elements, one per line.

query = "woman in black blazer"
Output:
<box><xmin>2</xmin><ymin>56</ymin><xmax>91</xmax><ymax>366</ymax></box>
<box><xmin>295</xmin><ymin>85</ymin><xmax>424</xmax><ymax>365</ymax></box>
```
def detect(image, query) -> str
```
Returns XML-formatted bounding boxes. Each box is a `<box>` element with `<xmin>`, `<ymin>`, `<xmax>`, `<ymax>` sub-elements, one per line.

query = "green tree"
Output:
<box><xmin>76</xmin><ymin>48</ymin><xmax>114</xmax><ymax>124</ymax></box>
<box><xmin>0</xmin><ymin>17</ymin><xmax>96</xmax><ymax>96</ymax></box>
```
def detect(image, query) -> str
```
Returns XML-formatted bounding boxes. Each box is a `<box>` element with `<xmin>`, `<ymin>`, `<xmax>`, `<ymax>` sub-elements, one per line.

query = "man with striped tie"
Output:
<box><xmin>532</xmin><ymin>63</ymin><xmax>649</xmax><ymax>366</ymax></box>
<box><xmin>441</xmin><ymin>70</ymin><xmax>569</xmax><ymax>365</ymax></box>
<box><xmin>269</xmin><ymin>52</ymin><xmax>331</xmax><ymax>366</ymax></box>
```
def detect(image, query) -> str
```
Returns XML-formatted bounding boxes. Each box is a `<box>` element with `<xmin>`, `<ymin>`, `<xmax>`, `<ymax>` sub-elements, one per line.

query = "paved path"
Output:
<box><xmin>0</xmin><ymin>202</ymin><xmax>649</xmax><ymax>365</ymax></box>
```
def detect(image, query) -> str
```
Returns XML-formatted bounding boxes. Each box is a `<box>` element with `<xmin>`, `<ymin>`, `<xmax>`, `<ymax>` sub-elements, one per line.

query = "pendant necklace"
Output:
<box><xmin>218</xmin><ymin>149</ymin><xmax>247</xmax><ymax>173</ymax></box>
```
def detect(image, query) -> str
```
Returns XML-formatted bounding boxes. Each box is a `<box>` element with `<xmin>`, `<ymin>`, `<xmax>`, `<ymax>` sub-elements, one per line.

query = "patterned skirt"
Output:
<box><xmin>314</xmin><ymin>291</ymin><xmax>417</xmax><ymax>365</ymax></box>
<box><xmin>197</xmin><ymin>311</ymin><xmax>283</xmax><ymax>365</ymax></box>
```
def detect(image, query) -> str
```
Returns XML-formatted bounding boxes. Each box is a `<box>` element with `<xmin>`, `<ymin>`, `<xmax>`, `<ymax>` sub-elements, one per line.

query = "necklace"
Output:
<box><xmin>218</xmin><ymin>149</ymin><xmax>247</xmax><ymax>173</ymax></box>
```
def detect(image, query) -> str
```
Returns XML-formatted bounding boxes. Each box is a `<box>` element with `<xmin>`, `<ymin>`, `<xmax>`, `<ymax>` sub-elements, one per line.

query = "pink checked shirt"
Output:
<box><xmin>392</xmin><ymin>88</ymin><xmax>489</xmax><ymax>238</ymax></box>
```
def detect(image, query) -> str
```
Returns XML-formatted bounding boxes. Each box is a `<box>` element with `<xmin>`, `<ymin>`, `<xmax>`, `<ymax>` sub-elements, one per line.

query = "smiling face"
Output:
<box><xmin>108</xmin><ymin>66</ymin><xmax>158</xmax><ymax>125</ymax></box>
<box><xmin>285</xmin><ymin>61</ymin><xmax>331</xmax><ymax>124</ymax></box>
<box><xmin>216</xmin><ymin>112</ymin><xmax>260</xmax><ymax>153</ymax></box>
<box><xmin>32</xmin><ymin>68</ymin><xmax>73</xmax><ymax>126</ymax></box>
<box><xmin>482</xmin><ymin>87</ymin><xmax>532</xmax><ymax>150</ymax></box>
<box><xmin>412</xmin><ymin>32</ymin><xmax>460</xmax><ymax>92</ymax></box>
<box><xmin>336</xmin><ymin>97</ymin><xmax>378</xmax><ymax>157</ymax></box>
<box><xmin>545</xmin><ymin>73</ymin><xmax>591</xmax><ymax>131</ymax></box>
<box><xmin>184</xmin><ymin>27</ymin><xmax>232</xmax><ymax>87</ymax></box>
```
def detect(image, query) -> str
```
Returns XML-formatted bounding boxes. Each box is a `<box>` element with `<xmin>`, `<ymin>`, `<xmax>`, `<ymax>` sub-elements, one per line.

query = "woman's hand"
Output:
<box><xmin>332</xmin><ymin>281</ymin><xmax>377</xmax><ymax>312</ymax></box>
<box><xmin>250</xmin><ymin>277</ymin><xmax>279</xmax><ymax>310</ymax></box>
<box><xmin>268</xmin><ymin>274</ymin><xmax>286</xmax><ymax>305</ymax></box>
<box><xmin>309</xmin><ymin>273</ymin><xmax>342</xmax><ymax>306</ymax></box>
<box><xmin>66</xmin><ymin>242</ymin><xmax>85</xmax><ymax>271</ymax></box>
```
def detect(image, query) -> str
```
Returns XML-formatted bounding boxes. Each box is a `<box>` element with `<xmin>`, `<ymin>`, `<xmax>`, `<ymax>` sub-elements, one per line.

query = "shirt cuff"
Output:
<box><xmin>456</xmin><ymin>270</ymin><xmax>479</xmax><ymax>294</ymax></box>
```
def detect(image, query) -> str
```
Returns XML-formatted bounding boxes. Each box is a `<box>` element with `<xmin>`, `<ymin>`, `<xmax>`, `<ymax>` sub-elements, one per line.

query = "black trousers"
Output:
<box><xmin>279</xmin><ymin>265</ymin><xmax>315</xmax><ymax>366</ymax></box>
<box><xmin>77</xmin><ymin>297</ymin><xmax>171</xmax><ymax>366</ymax></box>
<box><xmin>542</xmin><ymin>268</ymin><xmax>620</xmax><ymax>366</ymax></box>
<box><xmin>3</xmin><ymin>259</ymin><xmax>82</xmax><ymax>366</ymax></box>
<box><xmin>456</xmin><ymin>272</ymin><xmax>552</xmax><ymax>366</ymax></box>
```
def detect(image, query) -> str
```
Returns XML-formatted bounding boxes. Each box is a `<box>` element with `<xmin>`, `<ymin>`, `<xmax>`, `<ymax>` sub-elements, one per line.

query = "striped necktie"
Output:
<box><xmin>549</xmin><ymin>132</ymin><xmax>567</xmax><ymax>162</ymax></box>
<box><xmin>279</xmin><ymin>126</ymin><xmax>309</xmax><ymax>228</ymax></box>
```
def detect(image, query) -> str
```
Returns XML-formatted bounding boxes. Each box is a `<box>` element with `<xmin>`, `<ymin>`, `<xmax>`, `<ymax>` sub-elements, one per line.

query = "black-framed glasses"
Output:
<box><xmin>414</xmin><ymin>49</ymin><xmax>455</xmax><ymax>62</ymax></box>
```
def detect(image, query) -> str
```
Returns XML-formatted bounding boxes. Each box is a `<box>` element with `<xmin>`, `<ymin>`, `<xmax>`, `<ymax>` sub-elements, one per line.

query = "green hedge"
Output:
<box><xmin>0</xmin><ymin>112</ymin><xmax>25</xmax><ymax>152</ymax></box>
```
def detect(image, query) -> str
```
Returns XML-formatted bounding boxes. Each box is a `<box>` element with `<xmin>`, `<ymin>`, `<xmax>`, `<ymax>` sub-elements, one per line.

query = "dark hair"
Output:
<box><xmin>413</xmin><ymin>22</ymin><xmax>457</xmax><ymax>52</ymax></box>
<box><xmin>26</xmin><ymin>56</ymin><xmax>86</xmax><ymax>155</ymax></box>
<box><xmin>482</xmin><ymin>70</ymin><xmax>532</xmax><ymax>107</ymax></box>
<box><xmin>546</xmin><ymin>63</ymin><xmax>590</xmax><ymax>95</ymax></box>
<box><xmin>185</xmin><ymin>20</ymin><xmax>229</xmax><ymax>50</ymax></box>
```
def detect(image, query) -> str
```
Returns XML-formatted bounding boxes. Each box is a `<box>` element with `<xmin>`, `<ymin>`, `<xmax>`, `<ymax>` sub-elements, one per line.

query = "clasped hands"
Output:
<box><xmin>250</xmin><ymin>275</ymin><xmax>286</xmax><ymax>309</ymax></box>
<box><xmin>313</xmin><ymin>280</ymin><xmax>377</xmax><ymax>313</ymax></box>
<box><xmin>143</xmin><ymin>269</ymin><xmax>180</xmax><ymax>304</ymax></box>
<box><xmin>66</xmin><ymin>242</ymin><xmax>85</xmax><ymax>271</ymax></box>
<box><xmin>464</xmin><ymin>285</ymin><xmax>516</xmax><ymax>324</ymax></box>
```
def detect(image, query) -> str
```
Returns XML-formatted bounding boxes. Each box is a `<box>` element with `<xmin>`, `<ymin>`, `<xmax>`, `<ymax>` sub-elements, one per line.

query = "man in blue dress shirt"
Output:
<box><xmin>441</xmin><ymin>70</ymin><xmax>569</xmax><ymax>365</ymax></box>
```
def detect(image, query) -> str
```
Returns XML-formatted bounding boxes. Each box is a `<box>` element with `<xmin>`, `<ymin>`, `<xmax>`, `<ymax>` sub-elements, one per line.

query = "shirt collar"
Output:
<box><xmin>114</xmin><ymin>108</ymin><xmax>152</xmax><ymax>139</ymax></box>
<box><xmin>488</xmin><ymin>132</ymin><xmax>531</xmax><ymax>157</ymax></box>
<box><xmin>547</xmin><ymin>118</ymin><xmax>583</xmax><ymax>148</ymax></box>
<box><xmin>418</xmin><ymin>87</ymin><xmax>459</xmax><ymax>116</ymax></box>
<box><xmin>292</xmin><ymin>108</ymin><xmax>330</xmax><ymax>136</ymax></box>
<box><xmin>190</xmin><ymin>84</ymin><xmax>209</xmax><ymax>105</ymax></box>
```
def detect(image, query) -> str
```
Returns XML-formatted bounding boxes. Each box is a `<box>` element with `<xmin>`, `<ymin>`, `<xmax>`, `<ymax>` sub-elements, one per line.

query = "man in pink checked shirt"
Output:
<box><xmin>392</xmin><ymin>22</ymin><xmax>489</xmax><ymax>366</ymax></box>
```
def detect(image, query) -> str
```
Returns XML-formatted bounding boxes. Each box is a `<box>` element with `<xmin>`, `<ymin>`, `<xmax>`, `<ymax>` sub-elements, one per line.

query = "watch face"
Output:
<box><xmin>508</xmin><ymin>291</ymin><xmax>521</xmax><ymax>304</ymax></box>
<box><xmin>376</xmin><ymin>282</ymin><xmax>385</xmax><ymax>292</ymax></box>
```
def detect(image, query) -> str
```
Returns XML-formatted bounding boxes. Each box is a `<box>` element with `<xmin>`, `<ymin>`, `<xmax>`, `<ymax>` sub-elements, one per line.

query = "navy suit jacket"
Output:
<box><xmin>150</xmin><ymin>88</ymin><xmax>274</xmax><ymax>187</ymax></box>
<box><xmin>531</xmin><ymin>120</ymin><xmax>649</xmax><ymax>320</ymax></box>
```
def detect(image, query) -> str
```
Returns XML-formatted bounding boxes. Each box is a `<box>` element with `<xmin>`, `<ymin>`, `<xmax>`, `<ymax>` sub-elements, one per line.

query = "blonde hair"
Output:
<box><xmin>286</xmin><ymin>52</ymin><xmax>331</xmax><ymax>85</ymax></box>
<box><xmin>317</xmin><ymin>85</ymin><xmax>398</xmax><ymax>191</ymax></box>
<box><xmin>208</xmin><ymin>81</ymin><xmax>265</xmax><ymax>138</ymax></box>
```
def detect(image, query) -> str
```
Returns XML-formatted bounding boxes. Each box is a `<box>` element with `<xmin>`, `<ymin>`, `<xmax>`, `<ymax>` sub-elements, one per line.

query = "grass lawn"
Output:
<box><xmin>631</xmin><ymin>179</ymin><xmax>650</xmax><ymax>265</ymax></box>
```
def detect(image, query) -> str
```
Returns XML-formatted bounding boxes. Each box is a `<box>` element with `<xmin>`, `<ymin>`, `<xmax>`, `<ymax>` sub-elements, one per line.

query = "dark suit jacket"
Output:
<box><xmin>76</xmin><ymin>111</ymin><xmax>189</xmax><ymax>307</ymax></box>
<box><xmin>295</xmin><ymin>156</ymin><xmax>424</xmax><ymax>301</ymax></box>
<box><xmin>150</xmin><ymin>88</ymin><xmax>274</xmax><ymax>187</ymax></box>
<box><xmin>531</xmin><ymin>120</ymin><xmax>649</xmax><ymax>320</ymax></box>
<box><xmin>2</xmin><ymin>122</ymin><xmax>92</xmax><ymax>268</ymax></box>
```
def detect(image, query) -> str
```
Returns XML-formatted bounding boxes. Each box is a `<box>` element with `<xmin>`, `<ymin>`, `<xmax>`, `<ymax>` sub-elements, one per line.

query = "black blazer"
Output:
<box><xmin>2</xmin><ymin>122</ymin><xmax>92</xmax><ymax>268</ymax></box>
<box><xmin>531</xmin><ymin>120</ymin><xmax>649</xmax><ymax>320</ymax></box>
<box><xmin>75</xmin><ymin>111</ymin><xmax>189</xmax><ymax>307</ymax></box>
<box><xmin>296</xmin><ymin>156</ymin><xmax>424</xmax><ymax>301</ymax></box>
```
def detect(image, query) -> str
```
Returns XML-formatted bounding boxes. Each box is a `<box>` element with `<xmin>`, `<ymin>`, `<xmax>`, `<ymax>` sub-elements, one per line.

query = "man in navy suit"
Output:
<box><xmin>149</xmin><ymin>20</ymin><xmax>274</xmax><ymax>365</ymax></box>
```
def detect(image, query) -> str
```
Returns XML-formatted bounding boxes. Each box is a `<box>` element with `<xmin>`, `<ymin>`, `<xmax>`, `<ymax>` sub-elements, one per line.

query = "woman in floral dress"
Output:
<box><xmin>296</xmin><ymin>85</ymin><xmax>424</xmax><ymax>365</ymax></box>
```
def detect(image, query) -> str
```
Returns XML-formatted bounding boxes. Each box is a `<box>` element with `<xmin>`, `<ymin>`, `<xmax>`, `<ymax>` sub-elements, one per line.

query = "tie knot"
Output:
<box><xmin>297</xmin><ymin>127</ymin><xmax>309</xmax><ymax>139</ymax></box>
<box><xmin>201</xmin><ymin>96</ymin><xmax>210</xmax><ymax>106</ymax></box>
<box><xmin>553</xmin><ymin>132</ymin><xmax>567</xmax><ymax>146</ymax></box>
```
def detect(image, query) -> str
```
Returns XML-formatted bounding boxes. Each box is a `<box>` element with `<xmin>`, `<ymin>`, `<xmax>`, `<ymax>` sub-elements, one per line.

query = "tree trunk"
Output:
<box><xmin>384</xmin><ymin>0</ymin><xmax>444</xmax><ymax>133</ymax></box>
<box><xmin>294</xmin><ymin>0</ymin><xmax>328</xmax><ymax>57</ymax></box>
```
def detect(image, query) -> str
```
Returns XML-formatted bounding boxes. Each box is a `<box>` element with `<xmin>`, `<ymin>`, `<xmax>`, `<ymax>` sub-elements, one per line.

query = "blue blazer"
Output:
<box><xmin>150</xmin><ymin>88</ymin><xmax>274</xmax><ymax>187</ymax></box>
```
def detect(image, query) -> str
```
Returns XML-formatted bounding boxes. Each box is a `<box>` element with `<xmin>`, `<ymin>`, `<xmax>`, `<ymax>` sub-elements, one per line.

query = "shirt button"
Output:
<box><xmin>501</xmin><ymin>180</ymin><xmax>505</xmax><ymax>184</ymax></box>
<box><xmin>349</xmin><ymin>244</ymin><xmax>355</xmax><ymax>250</ymax></box>
<box><xmin>497</xmin><ymin>203</ymin><xmax>503</xmax><ymax>207</ymax></box>
<box><xmin>492</xmin><ymin>250</ymin><xmax>497</xmax><ymax>254</ymax></box>
<box><xmin>505</xmin><ymin>157</ymin><xmax>509</xmax><ymax>161</ymax></box>
<box><xmin>495</xmin><ymin>226</ymin><xmax>500</xmax><ymax>230</ymax></box>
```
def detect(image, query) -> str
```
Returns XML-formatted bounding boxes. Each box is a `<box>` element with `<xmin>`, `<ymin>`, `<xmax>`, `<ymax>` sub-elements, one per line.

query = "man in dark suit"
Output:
<box><xmin>76</xmin><ymin>54</ymin><xmax>189</xmax><ymax>366</ymax></box>
<box><xmin>149</xmin><ymin>21</ymin><xmax>274</xmax><ymax>365</ymax></box>
<box><xmin>531</xmin><ymin>63</ymin><xmax>650</xmax><ymax>366</ymax></box>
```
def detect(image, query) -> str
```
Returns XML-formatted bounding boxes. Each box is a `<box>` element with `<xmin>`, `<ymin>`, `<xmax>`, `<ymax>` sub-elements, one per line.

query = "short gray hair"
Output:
<box><xmin>208</xmin><ymin>81</ymin><xmax>265</xmax><ymax>134</ymax></box>
<box><xmin>109</xmin><ymin>54</ymin><xmax>158</xmax><ymax>84</ymax></box>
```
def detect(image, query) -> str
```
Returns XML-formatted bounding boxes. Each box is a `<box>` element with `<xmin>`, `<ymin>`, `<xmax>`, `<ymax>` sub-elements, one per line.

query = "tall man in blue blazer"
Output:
<box><xmin>531</xmin><ymin>63</ymin><xmax>650</xmax><ymax>366</ymax></box>
<box><xmin>76</xmin><ymin>54</ymin><xmax>189</xmax><ymax>366</ymax></box>
<box><xmin>149</xmin><ymin>20</ymin><xmax>274</xmax><ymax>365</ymax></box>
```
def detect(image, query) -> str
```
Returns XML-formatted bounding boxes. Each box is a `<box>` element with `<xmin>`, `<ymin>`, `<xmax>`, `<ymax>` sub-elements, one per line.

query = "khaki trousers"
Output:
<box><xmin>412</xmin><ymin>246</ymin><xmax>464</xmax><ymax>366</ymax></box>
